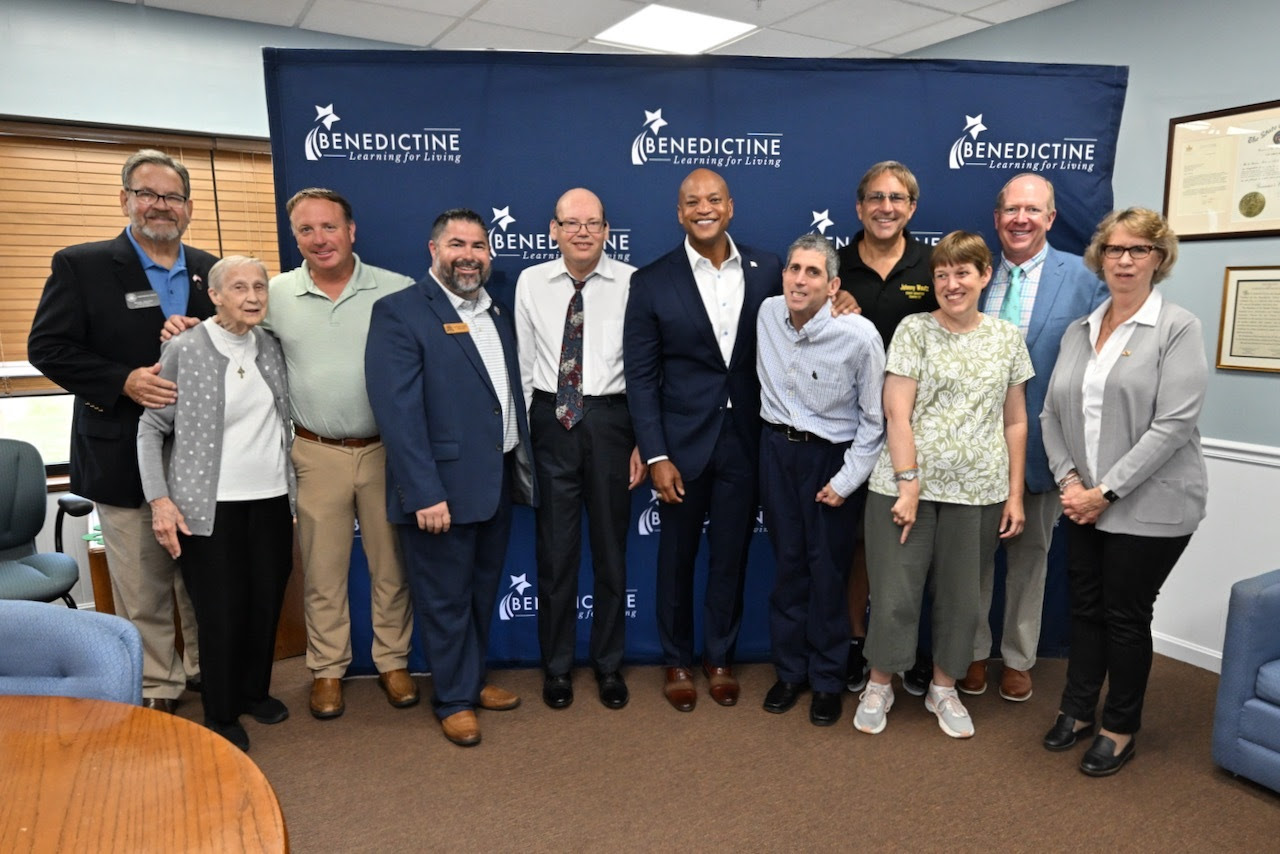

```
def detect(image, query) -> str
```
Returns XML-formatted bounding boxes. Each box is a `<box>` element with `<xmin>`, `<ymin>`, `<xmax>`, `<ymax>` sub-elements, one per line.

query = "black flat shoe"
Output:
<box><xmin>542</xmin><ymin>673</ymin><xmax>573</xmax><ymax>709</ymax></box>
<box><xmin>206</xmin><ymin>719</ymin><xmax>250</xmax><ymax>752</ymax></box>
<box><xmin>246</xmin><ymin>696</ymin><xmax>289</xmax><ymax>725</ymax></box>
<box><xmin>809</xmin><ymin>691</ymin><xmax>843</xmax><ymax>726</ymax></box>
<box><xmin>596</xmin><ymin>671</ymin><xmax>629</xmax><ymax>710</ymax></box>
<box><xmin>1043</xmin><ymin>713</ymin><xmax>1096</xmax><ymax>751</ymax></box>
<box><xmin>762</xmin><ymin>679</ymin><xmax>808</xmax><ymax>714</ymax></box>
<box><xmin>1079</xmin><ymin>734</ymin><xmax>1135</xmax><ymax>777</ymax></box>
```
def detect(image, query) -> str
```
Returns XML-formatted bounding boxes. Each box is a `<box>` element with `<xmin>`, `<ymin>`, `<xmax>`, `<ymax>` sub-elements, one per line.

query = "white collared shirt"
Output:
<box><xmin>514</xmin><ymin>254</ymin><xmax>636</xmax><ymax>410</ymax></box>
<box><xmin>1080</xmin><ymin>288</ymin><xmax>1163</xmax><ymax>480</ymax></box>
<box><xmin>684</xmin><ymin>235</ymin><xmax>745</xmax><ymax>368</ymax></box>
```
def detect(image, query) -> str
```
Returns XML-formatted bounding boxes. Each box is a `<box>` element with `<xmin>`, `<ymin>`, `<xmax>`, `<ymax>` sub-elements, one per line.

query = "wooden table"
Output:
<box><xmin>0</xmin><ymin>695</ymin><xmax>288</xmax><ymax>853</ymax></box>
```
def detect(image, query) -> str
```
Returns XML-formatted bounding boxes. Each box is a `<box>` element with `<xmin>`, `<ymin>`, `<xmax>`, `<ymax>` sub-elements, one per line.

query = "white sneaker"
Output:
<box><xmin>925</xmin><ymin>684</ymin><xmax>975</xmax><ymax>739</ymax></box>
<box><xmin>853</xmin><ymin>681</ymin><xmax>894</xmax><ymax>734</ymax></box>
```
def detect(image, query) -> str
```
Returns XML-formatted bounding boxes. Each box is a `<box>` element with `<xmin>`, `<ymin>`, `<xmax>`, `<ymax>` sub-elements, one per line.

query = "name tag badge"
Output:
<box><xmin>125</xmin><ymin>290</ymin><xmax>162</xmax><ymax>310</ymax></box>
<box><xmin>444</xmin><ymin>322</ymin><xmax>470</xmax><ymax>335</ymax></box>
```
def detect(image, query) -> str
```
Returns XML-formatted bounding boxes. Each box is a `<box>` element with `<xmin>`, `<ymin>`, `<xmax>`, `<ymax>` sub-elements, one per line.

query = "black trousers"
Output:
<box><xmin>530</xmin><ymin>392</ymin><xmax>633</xmax><ymax>676</ymax></box>
<box><xmin>656</xmin><ymin>409</ymin><xmax>757</xmax><ymax>668</ymax></box>
<box><xmin>179</xmin><ymin>495</ymin><xmax>293</xmax><ymax>725</ymax></box>
<box><xmin>1059</xmin><ymin>522</ymin><xmax>1192</xmax><ymax>734</ymax></box>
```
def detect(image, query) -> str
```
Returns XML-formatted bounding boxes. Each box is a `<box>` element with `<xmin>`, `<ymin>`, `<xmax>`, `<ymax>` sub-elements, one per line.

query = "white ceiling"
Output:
<box><xmin>104</xmin><ymin>0</ymin><xmax>1074</xmax><ymax>57</ymax></box>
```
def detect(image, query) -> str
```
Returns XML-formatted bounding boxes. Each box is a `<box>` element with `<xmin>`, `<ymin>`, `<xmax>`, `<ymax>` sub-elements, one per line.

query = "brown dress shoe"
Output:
<box><xmin>958</xmin><ymin>660</ymin><xmax>988</xmax><ymax>695</ymax></box>
<box><xmin>664</xmin><ymin>667</ymin><xmax>697</xmax><ymax>712</ymax></box>
<box><xmin>141</xmin><ymin>697</ymin><xmax>177</xmax><ymax>714</ymax></box>
<box><xmin>702</xmin><ymin>661</ymin><xmax>739</xmax><ymax>706</ymax></box>
<box><xmin>440</xmin><ymin>710</ymin><xmax>481</xmax><ymax>746</ymax></box>
<box><xmin>999</xmin><ymin>666</ymin><xmax>1033</xmax><ymax>702</ymax></box>
<box><xmin>378</xmin><ymin>669</ymin><xmax>420</xmax><ymax>708</ymax></box>
<box><xmin>310</xmin><ymin>677</ymin><xmax>345</xmax><ymax>719</ymax></box>
<box><xmin>478</xmin><ymin>684</ymin><xmax>521</xmax><ymax>711</ymax></box>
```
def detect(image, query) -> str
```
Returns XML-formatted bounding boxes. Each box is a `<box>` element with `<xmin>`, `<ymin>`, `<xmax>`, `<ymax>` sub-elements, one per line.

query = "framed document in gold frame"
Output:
<box><xmin>1165</xmin><ymin>100</ymin><xmax>1280</xmax><ymax>241</ymax></box>
<box><xmin>1218</xmin><ymin>266</ymin><xmax>1280</xmax><ymax>372</ymax></box>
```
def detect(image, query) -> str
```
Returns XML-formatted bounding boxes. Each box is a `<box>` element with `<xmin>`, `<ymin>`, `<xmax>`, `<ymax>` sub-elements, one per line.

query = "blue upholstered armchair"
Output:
<box><xmin>0</xmin><ymin>600</ymin><xmax>143</xmax><ymax>705</ymax></box>
<box><xmin>1212</xmin><ymin>569</ymin><xmax>1280</xmax><ymax>794</ymax></box>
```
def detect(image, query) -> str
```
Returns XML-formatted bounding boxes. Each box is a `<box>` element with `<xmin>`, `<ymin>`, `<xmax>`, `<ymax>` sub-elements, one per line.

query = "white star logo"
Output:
<box><xmin>810</xmin><ymin>210</ymin><xmax>834</xmax><ymax>234</ymax></box>
<box><xmin>491</xmin><ymin>206</ymin><xmax>515</xmax><ymax>231</ymax></box>
<box><xmin>643</xmin><ymin>108</ymin><xmax>667</xmax><ymax>133</ymax></box>
<box><xmin>314</xmin><ymin>104</ymin><xmax>341</xmax><ymax>130</ymax></box>
<box><xmin>510</xmin><ymin>573</ymin><xmax>531</xmax><ymax>595</ymax></box>
<box><xmin>963</xmin><ymin>113</ymin><xmax>986</xmax><ymax>139</ymax></box>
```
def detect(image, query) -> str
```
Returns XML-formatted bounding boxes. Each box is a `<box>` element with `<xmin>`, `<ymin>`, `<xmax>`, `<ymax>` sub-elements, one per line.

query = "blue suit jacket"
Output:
<box><xmin>365</xmin><ymin>276</ymin><xmax>536</xmax><ymax>526</ymax></box>
<box><xmin>623</xmin><ymin>241</ymin><xmax>782</xmax><ymax>482</ymax></box>
<box><xmin>983</xmin><ymin>244</ymin><xmax>1107</xmax><ymax>494</ymax></box>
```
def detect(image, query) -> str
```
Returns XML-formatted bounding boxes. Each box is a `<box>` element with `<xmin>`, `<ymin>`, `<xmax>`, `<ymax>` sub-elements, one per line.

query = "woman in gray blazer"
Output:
<box><xmin>1040</xmin><ymin>207</ymin><xmax>1207</xmax><ymax>777</ymax></box>
<box><xmin>138</xmin><ymin>256</ymin><xmax>296</xmax><ymax>752</ymax></box>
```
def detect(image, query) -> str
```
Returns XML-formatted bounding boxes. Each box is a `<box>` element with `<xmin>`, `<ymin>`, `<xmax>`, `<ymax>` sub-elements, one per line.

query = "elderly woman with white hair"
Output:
<box><xmin>138</xmin><ymin>255</ymin><xmax>295</xmax><ymax>752</ymax></box>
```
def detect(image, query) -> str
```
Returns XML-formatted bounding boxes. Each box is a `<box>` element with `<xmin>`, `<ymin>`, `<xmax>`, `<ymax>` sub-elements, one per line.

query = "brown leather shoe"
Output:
<box><xmin>702</xmin><ymin>661</ymin><xmax>739</xmax><ymax>706</ymax></box>
<box><xmin>664</xmin><ymin>667</ymin><xmax>697</xmax><ymax>712</ymax></box>
<box><xmin>440</xmin><ymin>710</ymin><xmax>481</xmax><ymax>746</ymax></box>
<box><xmin>310</xmin><ymin>677</ymin><xmax>344</xmax><ymax>719</ymax></box>
<box><xmin>141</xmin><ymin>697</ymin><xmax>177</xmax><ymax>714</ymax></box>
<box><xmin>958</xmin><ymin>660</ymin><xmax>988</xmax><ymax>695</ymax></box>
<box><xmin>999</xmin><ymin>666</ymin><xmax>1033</xmax><ymax>702</ymax></box>
<box><xmin>478</xmin><ymin>684</ymin><xmax>521</xmax><ymax>711</ymax></box>
<box><xmin>378</xmin><ymin>669</ymin><xmax>420</xmax><ymax>708</ymax></box>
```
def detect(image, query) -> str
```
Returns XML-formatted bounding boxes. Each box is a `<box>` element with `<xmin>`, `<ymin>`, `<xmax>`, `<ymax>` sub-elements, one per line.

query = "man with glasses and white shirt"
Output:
<box><xmin>515</xmin><ymin>188</ymin><xmax>646</xmax><ymax>712</ymax></box>
<box><xmin>960</xmin><ymin>173</ymin><xmax>1107</xmax><ymax>703</ymax></box>
<box><xmin>29</xmin><ymin>149</ymin><xmax>216</xmax><ymax>713</ymax></box>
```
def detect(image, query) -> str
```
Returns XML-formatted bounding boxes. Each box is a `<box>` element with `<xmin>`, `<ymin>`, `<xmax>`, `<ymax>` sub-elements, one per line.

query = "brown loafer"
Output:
<box><xmin>378</xmin><ymin>669</ymin><xmax>420</xmax><ymax>708</ymax></box>
<box><xmin>441</xmin><ymin>710</ymin><xmax>481</xmax><ymax>746</ymax></box>
<box><xmin>999</xmin><ymin>666</ymin><xmax>1033</xmax><ymax>702</ymax></box>
<box><xmin>141</xmin><ymin>697</ymin><xmax>177</xmax><ymax>714</ymax></box>
<box><xmin>664</xmin><ymin>667</ymin><xmax>697</xmax><ymax>712</ymax></box>
<box><xmin>702</xmin><ymin>661</ymin><xmax>739</xmax><ymax>706</ymax></box>
<box><xmin>479</xmin><ymin>684</ymin><xmax>521</xmax><ymax>711</ymax></box>
<box><xmin>310</xmin><ymin>677</ymin><xmax>344</xmax><ymax>719</ymax></box>
<box><xmin>958</xmin><ymin>660</ymin><xmax>988</xmax><ymax>695</ymax></box>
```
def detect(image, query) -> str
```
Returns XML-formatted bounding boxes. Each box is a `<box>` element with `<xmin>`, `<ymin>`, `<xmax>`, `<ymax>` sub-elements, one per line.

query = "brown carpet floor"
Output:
<box><xmin>174</xmin><ymin>655</ymin><xmax>1279</xmax><ymax>852</ymax></box>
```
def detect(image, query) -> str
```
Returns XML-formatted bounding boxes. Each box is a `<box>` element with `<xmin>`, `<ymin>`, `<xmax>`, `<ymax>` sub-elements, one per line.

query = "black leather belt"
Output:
<box><xmin>532</xmin><ymin>389</ymin><xmax>627</xmax><ymax>405</ymax></box>
<box><xmin>766</xmin><ymin>422</ymin><xmax>830</xmax><ymax>444</ymax></box>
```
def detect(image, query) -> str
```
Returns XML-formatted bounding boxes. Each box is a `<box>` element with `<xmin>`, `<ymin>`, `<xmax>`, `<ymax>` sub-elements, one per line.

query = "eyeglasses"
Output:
<box><xmin>1101</xmin><ymin>243</ymin><xmax>1159</xmax><ymax>260</ymax></box>
<box><xmin>555</xmin><ymin>219</ymin><xmax>606</xmax><ymax>235</ymax></box>
<box><xmin>861</xmin><ymin>192</ymin><xmax>912</xmax><ymax>206</ymax></box>
<box><xmin>999</xmin><ymin>205</ymin><xmax>1047</xmax><ymax>219</ymax></box>
<box><xmin>126</xmin><ymin>188</ymin><xmax>188</xmax><ymax>207</ymax></box>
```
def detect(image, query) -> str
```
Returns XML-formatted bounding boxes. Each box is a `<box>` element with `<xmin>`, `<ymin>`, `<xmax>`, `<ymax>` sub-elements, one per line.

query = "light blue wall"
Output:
<box><xmin>909</xmin><ymin>0</ymin><xmax>1280</xmax><ymax>446</ymax></box>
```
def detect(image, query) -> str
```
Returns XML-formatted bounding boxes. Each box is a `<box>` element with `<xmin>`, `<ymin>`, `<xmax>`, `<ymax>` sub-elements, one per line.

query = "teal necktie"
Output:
<box><xmin>1000</xmin><ymin>265</ymin><xmax>1024</xmax><ymax>325</ymax></box>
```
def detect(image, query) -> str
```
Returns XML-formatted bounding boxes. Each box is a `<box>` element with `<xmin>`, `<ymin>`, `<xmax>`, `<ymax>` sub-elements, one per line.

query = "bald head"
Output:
<box><xmin>550</xmin><ymin>187</ymin><xmax>610</xmax><ymax>277</ymax></box>
<box><xmin>677</xmin><ymin>169</ymin><xmax>734</xmax><ymax>259</ymax></box>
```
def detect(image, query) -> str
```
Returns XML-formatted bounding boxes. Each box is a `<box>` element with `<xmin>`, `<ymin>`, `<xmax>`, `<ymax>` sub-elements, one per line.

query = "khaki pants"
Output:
<box><xmin>292</xmin><ymin>437</ymin><xmax>413</xmax><ymax>678</ymax></box>
<box><xmin>97</xmin><ymin>502</ymin><xmax>200</xmax><ymax>699</ymax></box>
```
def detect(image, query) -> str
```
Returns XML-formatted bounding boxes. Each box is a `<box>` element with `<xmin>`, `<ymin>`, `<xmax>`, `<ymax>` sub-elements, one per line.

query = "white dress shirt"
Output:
<box><xmin>684</xmin><ymin>235</ymin><xmax>745</xmax><ymax>368</ymax></box>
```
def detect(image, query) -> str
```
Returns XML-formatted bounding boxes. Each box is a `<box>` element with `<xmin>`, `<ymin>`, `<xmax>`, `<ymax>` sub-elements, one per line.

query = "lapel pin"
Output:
<box><xmin>1122</xmin><ymin>350</ymin><xmax>1131</xmax><ymax>357</ymax></box>
<box><xmin>749</xmin><ymin>260</ymin><xmax>758</xmax><ymax>267</ymax></box>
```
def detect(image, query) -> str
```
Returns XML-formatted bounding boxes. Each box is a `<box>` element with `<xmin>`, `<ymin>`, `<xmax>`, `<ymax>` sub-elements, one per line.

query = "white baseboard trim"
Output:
<box><xmin>1201</xmin><ymin>437</ymin><xmax>1280</xmax><ymax>468</ymax></box>
<box><xmin>1154</xmin><ymin>630</ymin><xmax>1223</xmax><ymax>674</ymax></box>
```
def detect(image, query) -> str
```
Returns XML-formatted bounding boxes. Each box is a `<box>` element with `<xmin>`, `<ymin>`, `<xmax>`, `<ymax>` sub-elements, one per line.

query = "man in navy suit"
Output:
<box><xmin>961</xmin><ymin>173</ymin><xmax>1108</xmax><ymax>702</ymax></box>
<box><xmin>365</xmin><ymin>208</ymin><xmax>536</xmax><ymax>747</ymax></box>
<box><xmin>623</xmin><ymin>169</ymin><xmax>783</xmax><ymax>712</ymax></box>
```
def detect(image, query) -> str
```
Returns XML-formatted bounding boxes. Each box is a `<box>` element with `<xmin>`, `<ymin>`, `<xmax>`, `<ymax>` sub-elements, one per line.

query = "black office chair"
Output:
<box><xmin>0</xmin><ymin>439</ymin><xmax>93</xmax><ymax>607</ymax></box>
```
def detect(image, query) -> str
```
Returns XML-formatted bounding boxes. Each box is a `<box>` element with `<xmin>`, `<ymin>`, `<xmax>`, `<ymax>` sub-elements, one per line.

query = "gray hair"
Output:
<box><xmin>208</xmin><ymin>255</ymin><xmax>268</xmax><ymax>292</ymax></box>
<box><xmin>786</xmin><ymin>233</ymin><xmax>840</xmax><ymax>281</ymax></box>
<box><xmin>121</xmin><ymin>149</ymin><xmax>192</xmax><ymax>198</ymax></box>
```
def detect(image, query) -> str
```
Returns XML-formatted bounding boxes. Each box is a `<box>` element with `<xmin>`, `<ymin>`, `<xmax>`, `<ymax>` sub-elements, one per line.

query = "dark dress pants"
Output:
<box><xmin>398</xmin><ymin>459</ymin><xmax>512</xmax><ymax>719</ymax></box>
<box><xmin>1059</xmin><ymin>522</ymin><xmax>1192</xmax><ymax>734</ymax></box>
<box><xmin>656</xmin><ymin>409</ymin><xmax>757</xmax><ymax>668</ymax></box>
<box><xmin>530</xmin><ymin>393</ymin><xmax>633</xmax><ymax>677</ymax></box>
<box><xmin>760</xmin><ymin>429</ymin><xmax>861</xmax><ymax>693</ymax></box>
<box><xmin>179</xmin><ymin>495</ymin><xmax>293</xmax><ymax>725</ymax></box>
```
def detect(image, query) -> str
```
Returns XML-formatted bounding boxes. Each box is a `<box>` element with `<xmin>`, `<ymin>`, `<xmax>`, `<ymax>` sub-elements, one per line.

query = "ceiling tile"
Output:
<box><xmin>969</xmin><ymin>0</ymin><xmax>1074</xmax><ymax>25</ymax></box>
<box><xmin>898</xmin><ymin>0</ymin><xmax>993</xmax><ymax>12</ymax></box>
<box><xmin>367</xmin><ymin>0</ymin><xmax>480</xmax><ymax>14</ymax></box>
<box><xmin>300</xmin><ymin>0</ymin><xmax>457</xmax><ymax>46</ymax></box>
<box><xmin>775</xmin><ymin>0</ymin><xmax>952</xmax><ymax>46</ymax></box>
<box><xmin>658</xmin><ymin>1</ymin><xmax>836</xmax><ymax>27</ymax></box>
<box><xmin>432</xmin><ymin>20</ymin><xmax>582</xmax><ymax>51</ymax></box>
<box><xmin>471</xmin><ymin>0</ymin><xmax>640</xmax><ymax>39</ymax></box>
<box><xmin>711</xmin><ymin>27</ymin><xmax>856</xmax><ymax>58</ymax></box>
<box><xmin>872</xmin><ymin>14</ymin><xmax>989</xmax><ymax>53</ymax></box>
<box><xmin>145</xmin><ymin>0</ymin><xmax>310</xmax><ymax>27</ymax></box>
<box><xmin>835</xmin><ymin>45</ymin><xmax>894</xmax><ymax>58</ymax></box>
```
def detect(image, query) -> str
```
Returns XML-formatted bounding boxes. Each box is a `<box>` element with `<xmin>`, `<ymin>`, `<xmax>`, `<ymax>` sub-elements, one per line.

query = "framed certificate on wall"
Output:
<box><xmin>1218</xmin><ymin>266</ymin><xmax>1280</xmax><ymax>372</ymax></box>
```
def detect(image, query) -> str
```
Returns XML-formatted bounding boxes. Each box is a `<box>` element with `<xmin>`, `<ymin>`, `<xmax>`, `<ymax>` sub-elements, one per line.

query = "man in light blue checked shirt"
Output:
<box><xmin>757</xmin><ymin>233</ymin><xmax>886</xmax><ymax>727</ymax></box>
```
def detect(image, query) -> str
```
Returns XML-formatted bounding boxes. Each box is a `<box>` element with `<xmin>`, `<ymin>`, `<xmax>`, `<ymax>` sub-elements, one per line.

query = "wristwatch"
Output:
<box><xmin>1099</xmin><ymin>484</ymin><xmax>1119</xmax><ymax>503</ymax></box>
<box><xmin>894</xmin><ymin>468</ymin><xmax>919</xmax><ymax>483</ymax></box>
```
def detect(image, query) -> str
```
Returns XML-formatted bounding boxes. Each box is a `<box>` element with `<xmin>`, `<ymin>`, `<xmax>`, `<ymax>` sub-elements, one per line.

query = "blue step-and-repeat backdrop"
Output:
<box><xmin>263</xmin><ymin>49</ymin><xmax>1127</xmax><ymax>673</ymax></box>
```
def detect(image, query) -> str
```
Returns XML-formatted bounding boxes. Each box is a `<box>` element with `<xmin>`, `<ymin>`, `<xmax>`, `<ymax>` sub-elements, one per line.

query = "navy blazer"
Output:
<box><xmin>982</xmin><ymin>244</ymin><xmax>1107</xmax><ymax>494</ymax></box>
<box><xmin>365</xmin><ymin>276</ymin><xmax>536</xmax><ymax>526</ymax></box>
<box><xmin>623</xmin><ymin>241</ymin><xmax>782</xmax><ymax>482</ymax></box>
<box><xmin>28</xmin><ymin>229</ymin><xmax>217</xmax><ymax>507</ymax></box>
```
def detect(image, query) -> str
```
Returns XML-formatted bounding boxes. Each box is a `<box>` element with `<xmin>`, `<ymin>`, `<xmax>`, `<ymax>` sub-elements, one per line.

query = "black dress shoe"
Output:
<box><xmin>1079</xmin><ymin>734</ymin><xmax>1135</xmax><ymax>777</ymax></box>
<box><xmin>246</xmin><ymin>696</ymin><xmax>290</xmax><ymax>725</ymax></box>
<box><xmin>1043</xmin><ymin>713</ymin><xmax>1096</xmax><ymax>752</ymax></box>
<box><xmin>206</xmin><ymin>719</ymin><xmax>250</xmax><ymax>752</ymax></box>
<box><xmin>141</xmin><ymin>697</ymin><xmax>177</xmax><ymax>714</ymax></box>
<box><xmin>185</xmin><ymin>678</ymin><xmax>203</xmax><ymax>694</ymax></box>
<box><xmin>543</xmin><ymin>673</ymin><xmax>573</xmax><ymax>709</ymax></box>
<box><xmin>810</xmin><ymin>691</ymin><xmax>843</xmax><ymax>726</ymax></box>
<box><xmin>762</xmin><ymin>679</ymin><xmax>808</xmax><ymax>714</ymax></box>
<box><xmin>596</xmin><ymin>671</ymin><xmax>629</xmax><ymax>710</ymax></box>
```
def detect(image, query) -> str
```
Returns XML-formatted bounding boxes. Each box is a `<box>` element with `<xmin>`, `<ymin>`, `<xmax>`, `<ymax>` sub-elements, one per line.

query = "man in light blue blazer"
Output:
<box><xmin>963</xmin><ymin>174</ymin><xmax>1108</xmax><ymax>702</ymax></box>
<box><xmin>366</xmin><ymin>208</ymin><xmax>536</xmax><ymax>747</ymax></box>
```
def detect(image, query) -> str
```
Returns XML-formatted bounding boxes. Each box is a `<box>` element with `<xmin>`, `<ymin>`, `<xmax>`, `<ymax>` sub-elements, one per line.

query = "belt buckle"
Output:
<box><xmin>785</xmin><ymin>425</ymin><xmax>807</xmax><ymax>442</ymax></box>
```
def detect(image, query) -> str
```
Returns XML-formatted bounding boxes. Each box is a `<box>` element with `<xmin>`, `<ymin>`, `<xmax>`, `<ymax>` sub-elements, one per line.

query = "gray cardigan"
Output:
<box><xmin>1040</xmin><ymin>298</ymin><xmax>1207</xmax><ymax>537</ymax></box>
<box><xmin>137</xmin><ymin>323</ymin><xmax>296</xmax><ymax>536</ymax></box>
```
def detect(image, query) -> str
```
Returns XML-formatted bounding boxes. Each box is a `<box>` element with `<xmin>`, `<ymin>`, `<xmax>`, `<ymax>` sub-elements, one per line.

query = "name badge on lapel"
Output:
<box><xmin>125</xmin><ymin>290</ymin><xmax>162</xmax><ymax>310</ymax></box>
<box><xmin>444</xmin><ymin>322</ymin><xmax>470</xmax><ymax>335</ymax></box>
